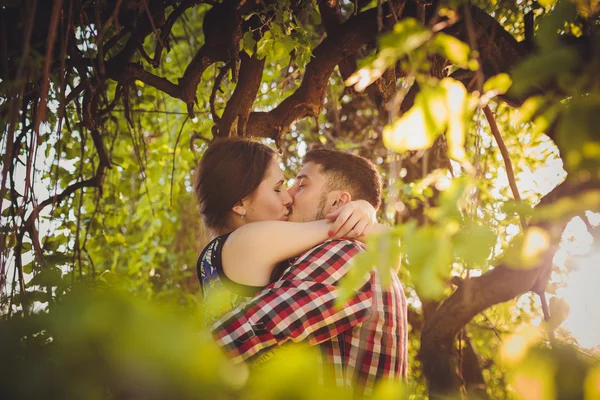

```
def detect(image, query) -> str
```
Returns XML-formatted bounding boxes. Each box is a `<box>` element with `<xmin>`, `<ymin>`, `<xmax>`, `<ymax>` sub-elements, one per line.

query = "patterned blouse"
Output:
<box><xmin>196</xmin><ymin>233</ymin><xmax>262</xmax><ymax>328</ymax></box>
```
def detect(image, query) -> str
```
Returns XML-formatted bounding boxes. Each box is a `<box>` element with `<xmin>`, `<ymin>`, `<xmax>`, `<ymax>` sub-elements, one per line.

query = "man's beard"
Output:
<box><xmin>314</xmin><ymin>192</ymin><xmax>329</xmax><ymax>220</ymax></box>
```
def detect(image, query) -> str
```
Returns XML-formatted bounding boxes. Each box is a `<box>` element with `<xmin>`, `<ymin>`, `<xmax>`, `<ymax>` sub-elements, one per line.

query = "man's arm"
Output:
<box><xmin>210</xmin><ymin>239</ymin><xmax>372</xmax><ymax>363</ymax></box>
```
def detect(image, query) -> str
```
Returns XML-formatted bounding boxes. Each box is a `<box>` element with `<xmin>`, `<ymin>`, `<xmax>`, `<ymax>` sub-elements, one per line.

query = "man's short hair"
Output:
<box><xmin>303</xmin><ymin>149</ymin><xmax>382</xmax><ymax>210</ymax></box>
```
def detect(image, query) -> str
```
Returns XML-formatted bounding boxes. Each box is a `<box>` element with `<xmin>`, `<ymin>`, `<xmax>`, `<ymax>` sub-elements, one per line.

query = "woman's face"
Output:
<box><xmin>243</xmin><ymin>157</ymin><xmax>292</xmax><ymax>222</ymax></box>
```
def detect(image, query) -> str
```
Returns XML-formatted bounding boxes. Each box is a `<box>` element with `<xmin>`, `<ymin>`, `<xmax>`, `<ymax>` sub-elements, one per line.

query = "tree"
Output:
<box><xmin>1</xmin><ymin>0</ymin><xmax>599</xmax><ymax>398</ymax></box>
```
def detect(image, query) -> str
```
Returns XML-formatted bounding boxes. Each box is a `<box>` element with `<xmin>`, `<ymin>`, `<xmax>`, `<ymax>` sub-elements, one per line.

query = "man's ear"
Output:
<box><xmin>330</xmin><ymin>191</ymin><xmax>352</xmax><ymax>210</ymax></box>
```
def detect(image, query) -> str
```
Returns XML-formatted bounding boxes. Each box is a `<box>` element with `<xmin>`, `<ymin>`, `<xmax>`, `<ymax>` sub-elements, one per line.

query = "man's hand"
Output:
<box><xmin>325</xmin><ymin>200</ymin><xmax>376</xmax><ymax>239</ymax></box>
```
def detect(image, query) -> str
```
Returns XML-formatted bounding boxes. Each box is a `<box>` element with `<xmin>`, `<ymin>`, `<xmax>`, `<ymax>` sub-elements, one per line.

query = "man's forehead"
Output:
<box><xmin>297</xmin><ymin>161</ymin><xmax>324</xmax><ymax>180</ymax></box>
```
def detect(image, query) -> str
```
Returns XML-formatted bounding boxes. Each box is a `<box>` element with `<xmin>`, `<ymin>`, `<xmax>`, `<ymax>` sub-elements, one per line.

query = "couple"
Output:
<box><xmin>194</xmin><ymin>138</ymin><xmax>407</xmax><ymax>396</ymax></box>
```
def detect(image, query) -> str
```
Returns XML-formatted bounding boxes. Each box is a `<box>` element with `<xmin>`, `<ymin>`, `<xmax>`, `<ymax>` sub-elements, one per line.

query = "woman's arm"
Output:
<box><xmin>221</xmin><ymin>201</ymin><xmax>375</xmax><ymax>287</ymax></box>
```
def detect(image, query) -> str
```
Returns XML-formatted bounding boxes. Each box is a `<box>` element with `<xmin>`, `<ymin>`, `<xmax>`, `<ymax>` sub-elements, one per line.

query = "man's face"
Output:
<box><xmin>287</xmin><ymin>162</ymin><xmax>330</xmax><ymax>222</ymax></box>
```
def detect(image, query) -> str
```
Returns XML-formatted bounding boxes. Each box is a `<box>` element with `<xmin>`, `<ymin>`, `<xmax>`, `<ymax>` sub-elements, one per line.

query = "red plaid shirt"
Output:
<box><xmin>211</xmin><ymin>239</ymin><xmax>408</xmax><ymax>395</ymax></box>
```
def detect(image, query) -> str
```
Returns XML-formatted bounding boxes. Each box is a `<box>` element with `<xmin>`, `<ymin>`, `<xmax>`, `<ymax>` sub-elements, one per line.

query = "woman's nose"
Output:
<box><xmin>282</xmin><ymin>189</ymin><xmax>293</xmax><ymax>206</ymax></box>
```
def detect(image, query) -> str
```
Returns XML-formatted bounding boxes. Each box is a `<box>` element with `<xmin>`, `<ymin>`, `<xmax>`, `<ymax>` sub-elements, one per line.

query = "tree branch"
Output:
<box><xmin>104</xmin><ymin>0</ymin><xmax>242</xmax><ymax>118</ymax></box>
<box><xmin>34</xmin><ymin>0</ymin><xmax>63</xmax><ymax>133</ymax></box>
<box><xmin>218</xmin><ymin>52</ymin><xmax>265</xmax><ymax>137</ymax></box>
<box><xmin>483</xmin><ymin>104</ymin><xmax>528</xmax><ymax>230</ymax></box>
<box><xmin>461</xmin><ymin>332</ymin><xmax>489</xmax><ymax>399</ymax></box>
<box><xmin>317</xmin><ymin>0</ymin><xmax>357</xmax><ymax>80</ymax></box>
<box><xmin>420</xmin><ymin>178</ymin><xmax>600</xmax><ymax>397</ymax></box>
<box><xmin>245</xmin><ymin>6</ymin><xmax>387</xmax><ymax>139</ymax></box>
<box><xmin>209</xmin><ymin>63</ymin><xmax>230</xmax><ymax>124</ymax></box>
<box><xmin>152</xmin><ymin>0</ymin><xmax>201</xmax><ymax>67</ymax></box>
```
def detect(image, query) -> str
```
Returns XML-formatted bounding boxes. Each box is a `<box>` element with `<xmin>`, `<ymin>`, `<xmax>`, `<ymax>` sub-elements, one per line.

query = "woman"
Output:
<box><xmin>194</xmin><ymin>138</ymin><xmax>376</xmax><ymax>326</ymax></box>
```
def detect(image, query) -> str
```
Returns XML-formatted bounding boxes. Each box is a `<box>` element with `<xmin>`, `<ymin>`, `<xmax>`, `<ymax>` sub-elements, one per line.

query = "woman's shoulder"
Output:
<box><xmin>197</xmin><ymin>231</ymin><xmax>262</xmax><ymax>297</ymax></box>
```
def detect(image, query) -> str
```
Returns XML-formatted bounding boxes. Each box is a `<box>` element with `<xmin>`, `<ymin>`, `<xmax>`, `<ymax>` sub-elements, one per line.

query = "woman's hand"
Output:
<box><xmin>325</xmin><ymin>200</ymin><xmax>376</xmax><ymax>239</ymax></box>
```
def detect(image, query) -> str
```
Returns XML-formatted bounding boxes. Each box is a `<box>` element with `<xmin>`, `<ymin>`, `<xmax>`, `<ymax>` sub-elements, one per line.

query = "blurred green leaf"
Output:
<box><xmin>431</xmin><ymin>33</ymin><xmax>470</xmax><ymax>68</ymax></box>
<box><xmin>348</xmin><ymin>18</ymin><xmax>431</xmax><ymax>91</ymax></box>
<box><xmin>556</xmin><ymin>96</ymin><xmax>600</xmax><ymax>175</ymax></box>
<box><xmin>530</xmin><ymin>190</ymin><xmax>600</xmax><ymax>223</ymax></box>
<box><xmin>514</xmin><ymin>96</ymin><xmax>545</xmax><ymax>124</ymax></box>
<box><xmin>383</xmin><ymin>78</ymin><xmax>472</xmax><ymax>159</ymax></box>
<box><xmin>45</xmin><ymin>252</ymin><xmax>72</xmax><ymax>267</ymax></box>
<box><xmin>453</xmin><ymin>220</ymin><xmax>496</xmax><ymax>267</ymax></box>
<box><xmin>584</xmin><ymin>366</ymin><xmax>600</xmax><ymax>399</ymax></box>
<box><xmin>401</xmin><ymin>224</ymin><xmax>452</xmax><ymax>300</ymax></box>
<box><xmin>380</xmin><ymin>18</ymin><xmax>432</xmax><ymax>54</ymax></box>
<box><xmin>502</xmin><ymin>227</ymin><xmax>551</xmax><ymax>269</ymax></box>
<box><xmin>335</xmin><ymin>249</ymin><xmax>374</xmax><ymax>308</ymax></box>
<box><xmin>484</xmin><ymin>73</ymin><xmax>512</xmax><ymax>96</ymax></box>
<box><xmin>508</xmin><ymin>347</ymin><xmax>557</xmax><ymax>400</ymax></box>
<box><xmin>27</xmin><ymin>266</ymin><xmax>64</xmax><ymax>288</ymax></box>
<box><xmin>536</xmin><ymin>0</ymin><xmax>577</xmax><ymax>49</ymax></box>
<box><xmin>432</xmin><ymin>176</ymin><xmax>471</xmax><ymax>222</ymax></box>
<box><xmin>510</xmin><ymin>46</ymin><xmax>577</xmax><ymax>96</ymax></box>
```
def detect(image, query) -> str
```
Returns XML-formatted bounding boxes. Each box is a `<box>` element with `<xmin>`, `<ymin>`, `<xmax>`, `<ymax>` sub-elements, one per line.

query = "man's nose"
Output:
<box><xmin>287</xmin><ymin>185</ymin><xmax>297</xmax><ymax>198</ymax></box>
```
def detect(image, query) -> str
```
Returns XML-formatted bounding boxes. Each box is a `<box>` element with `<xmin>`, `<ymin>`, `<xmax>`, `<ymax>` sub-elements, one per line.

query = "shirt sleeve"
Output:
<box><xmin>210</xmin><ymin>239</ymin><xmax>373</xmax><ymax>363</ymax></box>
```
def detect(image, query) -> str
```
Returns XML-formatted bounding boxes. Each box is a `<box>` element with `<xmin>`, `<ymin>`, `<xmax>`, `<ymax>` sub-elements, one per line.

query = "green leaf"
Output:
<box><xmin>536</xmin><ymin>0</ymin><xmax>577</xmax><ymax>49</ymax></box>
<box><xmin>23</xmin><ymin>260</ymin><xmax>35</xmax><ymax>274</ymax></box>
<box><xmin>45</xmin><ymin>252</ymin><xmax>73</xmax><ymax>267</ymax></box>
<box><xmin>242</xmin><ymin>31</ymin><xmax>256</xmax><ymax>57</ymax></box>
<box><xmin>510</xmin><ymin>46</ymin><xmax>577</xmax><ymax>96</ymax></box>
<box><xmin>44</xmin><ymin>234</ymin><xmax>69</xmax><ymax>252</ymax></box>
<box><xmin>530</xmin><ymin>190</ymin><xmax>600</xmax><ymax>223</ymax></box>
<box><xmin>514</xmin><ymin>96</ymin><xmax>545</xmax><ymax>125</ymax></box>
<box><xmin>556</xmin><ymin>96</ymin><xmax>600</xmax><ymax>175</ymax></box>
<box><xmin>255</xmin><ymin>31</ymin><xmax>273</xmax><ymax>60</ymax></box>
<box><xmin>307</xmin><ymin>7</ymin><xmax>321</xmax><ymax>25</ymax></box>
<box><xmin>380</xmin><ymin>18</ymin><xmax>432</xmax><ymax>53</ymax></box>
<box><xmin>335</xmin><ymin>250</ymin><xmax>373</xmax><ymax>308</ymax></box>
<box><xmin>430</xmin><ymin>33</ymin><xmax>470</xmax><ymax>68</ymax></box>
<box><xmin>371</xmin><ymin>230</ymin><xmax>402</xmax><ymax>289</ymax></box>
<box><xmin>502</xmin><ymin>227</ymin><xmax>551</xmax><ymax>269</ymax></box>
<box><xmin>483</xmin><ymin>73</ymin><xmax>512</xmax><ymax>96</ymax></box>
<box><xmin>453</xmin><ymin>221</ymin><xmax>496</xmax><ymax>267</ymax></box>
<box><xmin>347</xmin><ymin>18</ymin><xmax>431</xmax><ymax>91</ymax></box>
<box><xmin>441</xmin><ymin>78</ymin><xmax>471</xmax><ymax>161</ymax></box>
<box><xmin>402</xmin><ymin>226</ymin><xmax>452</xmax><ymax>300</ymax></box>
<box><xmin>27</xmin><ymin>266</ymin><xmax>64</xmax><ymax>288</ymax></box>
<box><xmin>296</xmin><ymin>45</ymin><xmax>312</xmax><ymax>69</ymax></box>
<box><xmin>431</xmin><ymin>176</ymin><xmax>471</xmax><ymax>222</ymax></box>
<box><xmin>383</xmin><ymin>84</ymin><xmax>447</xmax><ymax>152</ymax></box>
<box><xmin>383</xmin><ymin>78</ymin><xmax>472</xmax><ymax>158</ymax></box>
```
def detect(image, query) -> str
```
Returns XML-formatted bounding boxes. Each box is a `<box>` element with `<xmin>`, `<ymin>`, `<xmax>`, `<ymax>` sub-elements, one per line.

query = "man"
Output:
<box><xmin>211</xmin><ymin>149</ymin><xmax>408</xmax><ymax>395</ymax></box>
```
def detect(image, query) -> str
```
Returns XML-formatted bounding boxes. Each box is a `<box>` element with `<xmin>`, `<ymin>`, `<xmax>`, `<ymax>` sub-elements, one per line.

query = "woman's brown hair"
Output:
<box><xmin>194</xmin><ymin>138</ymin><xmax>276</xmax><ymax>230</ymax></box>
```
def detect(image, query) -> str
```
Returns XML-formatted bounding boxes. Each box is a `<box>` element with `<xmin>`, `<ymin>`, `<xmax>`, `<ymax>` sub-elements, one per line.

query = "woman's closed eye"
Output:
<box><xmin>274</xmin><ymin>179</ymin><xmax>285</xmax><ymax>192</ymax></box>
